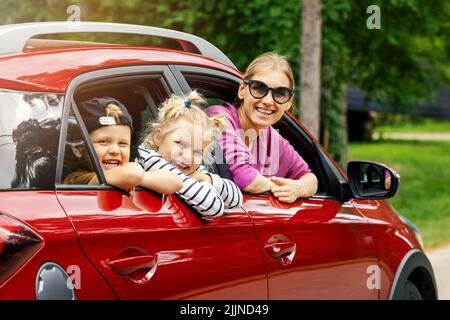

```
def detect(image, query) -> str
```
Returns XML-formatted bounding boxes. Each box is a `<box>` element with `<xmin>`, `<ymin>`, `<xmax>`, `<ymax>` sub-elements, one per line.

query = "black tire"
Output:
<box><xmin>396</xmin><ymin>280</ymin><xmax>423</xmax><ymax>300</ymax></box>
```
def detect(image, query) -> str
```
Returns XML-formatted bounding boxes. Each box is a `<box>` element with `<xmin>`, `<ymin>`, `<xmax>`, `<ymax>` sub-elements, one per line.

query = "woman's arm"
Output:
<box><xmin>243</xmin><ymin>173</ymin><xmax>277</xmax><ymax>194</ymax></box>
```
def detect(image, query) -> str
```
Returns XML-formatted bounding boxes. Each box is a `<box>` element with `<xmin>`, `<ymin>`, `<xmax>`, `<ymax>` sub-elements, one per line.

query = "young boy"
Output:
<box><xmin>64</xmin><ymin>97</ymin><xmax>182</xmax><ymax>194</ymax></box>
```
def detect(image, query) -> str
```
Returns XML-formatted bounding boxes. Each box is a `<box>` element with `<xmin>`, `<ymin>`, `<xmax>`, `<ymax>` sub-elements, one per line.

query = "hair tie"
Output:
<box><xmin>184</xmin><ymin>101</ymin><xmax>192</xmax><ymax>107</ymax></box>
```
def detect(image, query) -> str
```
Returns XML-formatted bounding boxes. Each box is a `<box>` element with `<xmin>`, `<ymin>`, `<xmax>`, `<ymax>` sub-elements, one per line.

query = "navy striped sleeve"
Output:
<box><xmin>208</xmin><ymin>172</ymin><xmax>243</xmax><ymax>209</ymax></box>
<box><xmin>137</xmin><ymin>144</ymin><xmax>224</xmax><ymax>218</ymax></box>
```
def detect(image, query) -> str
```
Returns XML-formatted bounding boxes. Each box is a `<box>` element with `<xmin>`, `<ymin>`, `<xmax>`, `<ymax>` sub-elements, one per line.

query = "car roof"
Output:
<box><xmin>0</xmin><ymin>45</ymin><xmax>241</xmax><ymax>93</ymax></box>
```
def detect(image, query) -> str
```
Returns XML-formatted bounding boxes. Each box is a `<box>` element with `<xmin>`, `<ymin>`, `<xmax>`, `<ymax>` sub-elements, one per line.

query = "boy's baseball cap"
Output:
<box><xmin>79</xmin><ymin>97</ymin><xmax>133</xmax><ymax>133</ymax></box>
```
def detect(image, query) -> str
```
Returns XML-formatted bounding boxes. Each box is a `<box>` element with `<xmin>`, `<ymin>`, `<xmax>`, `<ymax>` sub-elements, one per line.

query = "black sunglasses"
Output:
<box><xmin>243</xmin><ymin>79</ymin><xmax>294</xmax><ymax>104</ymax></box>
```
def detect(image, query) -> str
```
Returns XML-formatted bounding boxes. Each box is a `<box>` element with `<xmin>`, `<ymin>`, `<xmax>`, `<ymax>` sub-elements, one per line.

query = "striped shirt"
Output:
<box><xmin>137</xmin><ymin>144</ymin><xmax>243</xmax><ymax>218</ymax></box>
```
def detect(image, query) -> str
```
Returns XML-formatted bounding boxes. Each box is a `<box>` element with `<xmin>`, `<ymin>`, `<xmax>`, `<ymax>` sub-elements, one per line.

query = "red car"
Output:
<box><xmin>0</xmin><ymin>22</ymin><xmax>437</xmax><ymax>300</ymax></box>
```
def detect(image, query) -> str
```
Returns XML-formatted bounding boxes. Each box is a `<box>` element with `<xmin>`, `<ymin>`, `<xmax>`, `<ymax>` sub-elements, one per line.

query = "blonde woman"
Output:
<box><xmin>138</xmin><ymin>91</ymin><xmax>243</xmax><ymax>218</ymax></box>
<box><xmin>207</xmin><ymin>52</ymin><xmax>318</xmax><ymax>203</ymax></box>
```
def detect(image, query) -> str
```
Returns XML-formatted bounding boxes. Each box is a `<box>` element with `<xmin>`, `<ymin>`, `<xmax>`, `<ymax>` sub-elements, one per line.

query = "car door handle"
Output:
<box><xmin>107</xmin><ymin>247</ymin><xmax>157</xmax><ymax>281</ymax></box>
<box><xmin>108</xmin><ymin>254</ymin><xmax>157</xmax><ymax>276</ymax></box>
<box><xmin>264</xmin><ymin>241</ymin><xmax>296</xmax><ymax>259</ymax></box>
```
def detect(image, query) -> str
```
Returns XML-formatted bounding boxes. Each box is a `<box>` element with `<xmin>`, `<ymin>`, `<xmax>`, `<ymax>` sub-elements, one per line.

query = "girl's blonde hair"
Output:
<box><xmin>144</xmin><ymin>90</ymin><xmax>226</xmax><ymax>150</ymax></box>
<box><xmin>235</xmin><ymin>52</ymin><xmax>295</xmax><ymax>106</ymax></box>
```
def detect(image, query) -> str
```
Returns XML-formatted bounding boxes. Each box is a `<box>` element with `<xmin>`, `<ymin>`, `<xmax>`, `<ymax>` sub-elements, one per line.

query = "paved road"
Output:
<box><xmin>426</xmin><ymin>245</ymin><xmax>450</xmax><ymax>299</ymax></box>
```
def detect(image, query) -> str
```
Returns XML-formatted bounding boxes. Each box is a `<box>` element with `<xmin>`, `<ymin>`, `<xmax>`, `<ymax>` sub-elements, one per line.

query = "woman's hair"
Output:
<box><xmin>144</xmin><ymin>90</ymin><xmax>226</xmax><ymax>150</ymax></box>
<box><xmin>234</xmin><ymin>52</ymin><xmax>295</xmax><ymax>107</ymax></box>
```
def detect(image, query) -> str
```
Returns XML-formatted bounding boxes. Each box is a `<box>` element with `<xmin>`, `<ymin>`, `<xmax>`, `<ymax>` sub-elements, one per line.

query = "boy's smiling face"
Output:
<box><xmin>154</xmin><ymin>119</ymin><xmax>209</xmax><ymax>176</ymax></box>
<box><xmin>90</xmin><ymin>125</ymin><xmax>131</xmax><ymax>172</ymax></box>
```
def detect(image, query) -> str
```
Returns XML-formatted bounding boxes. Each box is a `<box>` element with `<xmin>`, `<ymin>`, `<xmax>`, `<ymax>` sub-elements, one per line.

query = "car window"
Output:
<box><xmin>74</xmin><ymin>75</ymin><xmax>170</xmax><ymax>161</ymax></box>
<box><xmin>180</xmin><ymin>71</ymin><xmax>328</xmax><ymax>195</ymax></box>
<box><xmin>181</xmin><ymin>72</ymin><xmax>239</xmax><ymax>106</ymax></box>
<box><xmin>0</xmin><ymin>90</ymin><xmax>62</xmax><ymax>190</ymax></box>
<box><xmin>61</xmin><ymin>74</ymin><xmax>173</xmax><ymax>188</ymax></box>
<box><xmin>61</xmin><ymin>108</ymin><xmax>100</xmax><ymax>185</ymax></box>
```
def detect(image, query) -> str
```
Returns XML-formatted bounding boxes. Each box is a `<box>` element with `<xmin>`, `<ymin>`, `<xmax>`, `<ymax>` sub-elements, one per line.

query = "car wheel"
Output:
<box><xmin>396</xmin><ymin>280</ymin><xmax>423</xmax><ymax>300</ymax></box>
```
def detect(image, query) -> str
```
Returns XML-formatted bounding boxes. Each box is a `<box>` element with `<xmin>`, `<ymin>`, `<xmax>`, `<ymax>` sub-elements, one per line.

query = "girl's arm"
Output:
<box><xmin>137</xmin><ymin>145</ymin><xmax>224</xmax><ymax>218</ymax></box>
<box><xmin>196</xmin><ymin>165</ymin><xmax>243</xmax><ymax>209</ymax></box>
<box><xmin>141</xmin><ymin>169</ymin><xmax>183</xmax><ymax>194</ymax></box>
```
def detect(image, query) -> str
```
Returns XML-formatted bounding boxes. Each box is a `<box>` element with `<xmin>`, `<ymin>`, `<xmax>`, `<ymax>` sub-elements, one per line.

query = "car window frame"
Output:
<box><xmin>55</xmin><ymin>65</ymin><xmax>183</xmax><ymax>191</ymax></box>
<box><xmin>171</xmin><ymin>65</ymin><xmax>347</xmax><ymax>200</ymax></box>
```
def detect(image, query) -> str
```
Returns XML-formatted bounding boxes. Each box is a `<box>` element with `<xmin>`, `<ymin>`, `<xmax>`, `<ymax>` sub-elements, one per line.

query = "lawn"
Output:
<box><xmin>349</xmin><ymin>139</ymin><xmax>450</xmax><ymax>249</ymax></box>
<box><xmin>376</xmin><ymin>115</ymin><xmax>450</xmax><ymax>133</ymax></box>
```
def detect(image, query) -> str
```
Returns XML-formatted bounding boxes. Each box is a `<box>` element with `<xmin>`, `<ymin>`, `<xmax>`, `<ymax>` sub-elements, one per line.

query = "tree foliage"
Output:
<box><xmin>1</xmin><ymin>0</ymin><xmax>449</xmax><ymax>163</ymax></box>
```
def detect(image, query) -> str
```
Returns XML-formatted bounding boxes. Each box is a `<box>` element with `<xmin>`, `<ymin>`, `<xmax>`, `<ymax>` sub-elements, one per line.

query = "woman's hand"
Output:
<box><xmin>270</xmin><ymin>177</ymin><xmax>305</xmax><ymax>203</ymax></box>
<box><xmin>270</xmin><ymin>173</ymin><xmax>318</xmax><ymax>203</ymax></box>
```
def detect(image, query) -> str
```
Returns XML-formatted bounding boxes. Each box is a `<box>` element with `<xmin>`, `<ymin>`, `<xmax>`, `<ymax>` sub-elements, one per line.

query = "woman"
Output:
<box><xmin>207</xmin><ymin>52</ymin><xmax>318</xmax><ymax>203</ymax></box>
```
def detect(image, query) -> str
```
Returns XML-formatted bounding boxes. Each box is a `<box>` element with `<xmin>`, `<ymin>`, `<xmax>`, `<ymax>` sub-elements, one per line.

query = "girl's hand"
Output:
<box><xmin>189</xmin><ymin>171</ymin><xmax>213</xmax><ymax>185</ymax></box>
<box><xmin>270</xmin><ymin>176</ymin><xmax>310</xmax><ymax>203</ymax></box>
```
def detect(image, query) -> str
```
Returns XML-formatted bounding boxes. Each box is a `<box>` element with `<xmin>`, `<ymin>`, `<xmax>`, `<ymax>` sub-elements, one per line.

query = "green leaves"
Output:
<box><xmin>2</xmin><ymin>0</ymin><xmax>449</xmax><ymax>163</ymax></box>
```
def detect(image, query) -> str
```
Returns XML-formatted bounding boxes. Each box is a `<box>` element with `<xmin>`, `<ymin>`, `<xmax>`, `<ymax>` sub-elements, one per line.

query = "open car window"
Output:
<box><xmin>61</xmin><ymin>108</ymin><xmax>100</xmax><ymax>186</ymax></box>
<box><xmin>177</xmin><ymin>68</ymin><xmax>329</xmax><ymax>196</ymax></box>
<box><xmin>61</xmin><ymin>73</ymin><xmax>174</xmax><ymax>188</ymax></box>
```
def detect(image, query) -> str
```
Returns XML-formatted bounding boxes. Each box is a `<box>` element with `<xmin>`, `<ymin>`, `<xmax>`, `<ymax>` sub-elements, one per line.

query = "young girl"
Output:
<box><xmin>65</xmin><ymin>97</ymin><xmax>183</xmax><ymax>195</ymax></box>
<box><xmin>137</xmin><ymin>91</ymin><xmax>243</xmax><ymax>218</ymax></box>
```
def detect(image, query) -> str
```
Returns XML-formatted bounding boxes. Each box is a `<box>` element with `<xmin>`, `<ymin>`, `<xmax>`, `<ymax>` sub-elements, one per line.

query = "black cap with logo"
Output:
<box><xmin>79</xmin><ymin>97</ymin><xmax>133</xmax><ymax>133</ymax></box>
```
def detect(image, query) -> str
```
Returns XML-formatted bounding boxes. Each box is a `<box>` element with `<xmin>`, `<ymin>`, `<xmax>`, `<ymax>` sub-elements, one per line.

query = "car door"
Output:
<box><xmin>242</xmin><ymin>194</ymin><xmax>379</xmax><ymax>299</ymax></box>
<box><xmin>176</xmin><ymin>66</ymin><xmax>380</xmax><ymax>299</ymax></box>
<box><xmin>55</xmin><ymin>66</ymin><xmax>267</xmax><ymax>299</ymax></box>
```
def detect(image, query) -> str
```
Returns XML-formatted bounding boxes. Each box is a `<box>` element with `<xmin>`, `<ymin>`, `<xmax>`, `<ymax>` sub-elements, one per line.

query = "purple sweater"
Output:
<box><xmin>206</xmin><ymin>103</ymin><xmax>311</xmax><ymax>189</ymax></box>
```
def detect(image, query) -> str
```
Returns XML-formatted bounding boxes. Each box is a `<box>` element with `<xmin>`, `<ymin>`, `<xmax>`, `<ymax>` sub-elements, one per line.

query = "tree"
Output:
<box><xmin>300</xmin><ymin>0</ymin><xmax>322</xmax><ymax>140</ymax></box>
<box><xmin>321</xmin><ymin>0</ymin><xmax>450</xmax><ymax>167</ymax></box>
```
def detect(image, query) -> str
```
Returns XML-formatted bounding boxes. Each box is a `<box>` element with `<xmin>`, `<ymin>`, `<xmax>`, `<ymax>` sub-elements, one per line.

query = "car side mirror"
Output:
<box><xmin>347</xmin><ymin>161</ymin><xmax>400</xmax><ymax>200</ymax></box>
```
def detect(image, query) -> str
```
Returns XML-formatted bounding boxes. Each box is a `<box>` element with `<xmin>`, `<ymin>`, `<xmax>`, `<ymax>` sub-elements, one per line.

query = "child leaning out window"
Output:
<box><xmin>64</xmin><ymin>96</ymin><xmax>183</xmax><ymax>195</ymax></box>
<box><xmin>137</xmin><ymin>91</ymin><xmax>243</xmax><ymax>218</ymax></box>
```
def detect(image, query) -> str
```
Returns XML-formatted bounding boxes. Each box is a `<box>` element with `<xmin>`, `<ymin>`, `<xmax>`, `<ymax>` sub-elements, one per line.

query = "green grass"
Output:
<box><xmin>349</xmin><ymin>140</ymin><xmax>450</xmax><ymax>249</ymax></box>
<box><xmin>376</xmin><ymin>115</ymin><xmax>450</xmax><ymax>133</ymax></box>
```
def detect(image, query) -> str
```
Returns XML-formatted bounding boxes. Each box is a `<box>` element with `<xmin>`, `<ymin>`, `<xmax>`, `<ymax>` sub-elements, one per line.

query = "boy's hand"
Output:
<box><xmin>102</xmin><ymin>161</ymin><xmax>144</xmax><ymax>190</ymax></box>
<box><xmin>121</xmin><ymin>162</ymin><xmax>145</xmax><ymax>186</ymax></box>
<box><xmin>123</xmin><ymin>162</ymin><xmax>145</xmax><ymax>176</ymax></box>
